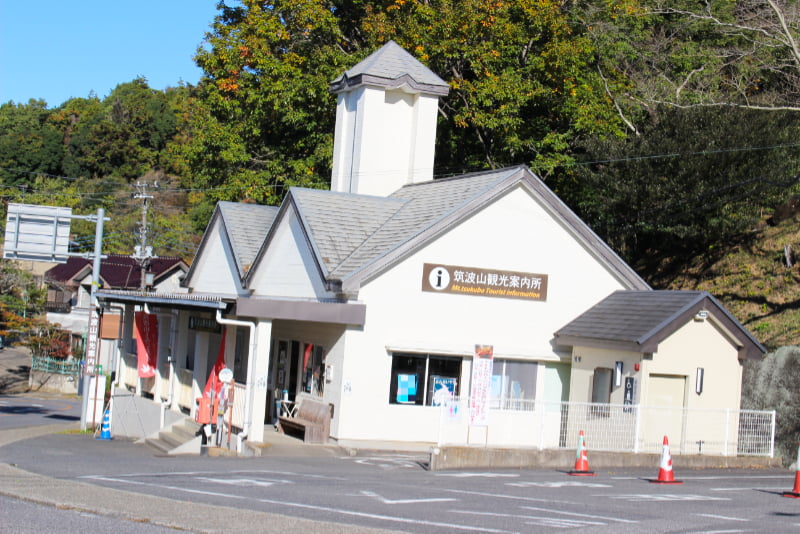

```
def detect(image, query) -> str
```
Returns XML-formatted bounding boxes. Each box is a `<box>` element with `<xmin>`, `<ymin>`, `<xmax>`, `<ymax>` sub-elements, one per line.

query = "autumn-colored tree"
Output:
<box><xmin>185</xmin><ymin>0</ymin><xmax>626</xmax><ymax>220</ymax></box>
<box><xmin>363</xmin><ymin>0</ymin><xmax>625</xmax><ymax>177</ymax></box>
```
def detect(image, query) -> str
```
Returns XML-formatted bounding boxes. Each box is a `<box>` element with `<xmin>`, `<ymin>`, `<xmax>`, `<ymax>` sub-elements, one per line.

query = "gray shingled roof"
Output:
<box><xmin>217</xmin><ymin>201</ymin><xmax>279</xmax><ymax>278</ymax></box>
<box><xmin>330</xmin><ymin>41</ymin><xmax>449</xmax><ymax>96</ymax></box>
<box><xmin>331</xmin><ymin>167</ymin><xmax>520</xmax><ymax>280</ymax></box>
<box><xmin>290</xmin><ymin>189</ymin><xmax>405</xmax><ymax>277</ymax></box>
<box><xmin>554</xmin><ymin>290</ymin><xmax>765</xmax><ymax>359</ymax></box>
<box><xmin>276</xmin><ymin>166</ymin><xmax>648</xmax><ymax>295</ymax></box>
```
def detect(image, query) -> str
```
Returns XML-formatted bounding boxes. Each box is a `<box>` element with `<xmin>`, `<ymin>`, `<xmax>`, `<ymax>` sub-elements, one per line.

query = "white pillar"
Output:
<box><xmin>247</xmin><ymin>319</ymin><xmax>273</xmax><ymax>443</ymax></box>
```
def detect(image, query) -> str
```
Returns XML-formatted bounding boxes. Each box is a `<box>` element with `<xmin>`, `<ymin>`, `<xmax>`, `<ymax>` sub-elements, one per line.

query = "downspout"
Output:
<box><xmin>144</xmin><ymin>303</ymin><xmax>177</xmax><ymax>429</ymax></box>
<box><xmin>215</xmin><ymin>309</ymin><xmax>256</xmax><ymax>454</ymax></box>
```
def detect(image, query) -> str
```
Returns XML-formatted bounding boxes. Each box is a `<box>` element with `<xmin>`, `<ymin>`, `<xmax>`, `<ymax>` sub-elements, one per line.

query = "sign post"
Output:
<box><xmin>4</xmin><ymin>202</ymin><xmax>107</xmax><ymax>431</ymax></box>
<box><xmin>80</xmin><ymin>208</ymin><xmax>105</xmax><ymax>431</ymax></box>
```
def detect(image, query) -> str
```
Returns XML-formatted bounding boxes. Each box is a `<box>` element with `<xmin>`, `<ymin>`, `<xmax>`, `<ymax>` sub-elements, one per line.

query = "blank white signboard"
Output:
<box><xmin>3</xmin><ymin>203</ymin><xmax>72</xmax><ymax>263</ymax></box>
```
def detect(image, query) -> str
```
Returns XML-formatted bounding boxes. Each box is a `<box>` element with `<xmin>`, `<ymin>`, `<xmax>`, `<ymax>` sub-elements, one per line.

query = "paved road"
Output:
<box><xmin>0</xmin><ymin>352</ymin><xmax>798</xmax><ymax>533</ymax></box>
<box><xmin>0</xmin><ymin>394</ymin><xmax>80</xmax><ymax>431</ymax></box>
<box><xmin>2</xmin><ymin>427</ymin><xmax>800</xmax><ymax>533</ymax></box>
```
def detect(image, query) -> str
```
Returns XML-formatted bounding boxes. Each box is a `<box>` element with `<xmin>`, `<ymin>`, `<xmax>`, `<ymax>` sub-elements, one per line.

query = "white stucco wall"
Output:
<box><xmin>332</xmin><ymin>185</ymin><xmax>632</xmax><ymax>442</ymax></box>
<box><xmin>248</xmin><ymin>209</ymin><xmax>336</xmax><ymax>299</ymax></box>
<box><xmin>643</xmin><ymin>317</ymin><xmax>743</xmax><ymax>411</ymax></box>
<box><xmin>155</xmin><ymin>270</ymin><xmax>188</xmax><ymax>293</ymax></box>
<box><xmin>331</xmin><ymin>86</ymin><xmax>439</xmax><ymax>197</ymax></box>
<box><xmin>566</xmin><ymin>315</ymin><xmax>745</xmax><ymax>454</ymax></box>
<box><xmin>187</xmin><ymin>219</ymin><xmax>244</xmax><ymax>295</ymax></box>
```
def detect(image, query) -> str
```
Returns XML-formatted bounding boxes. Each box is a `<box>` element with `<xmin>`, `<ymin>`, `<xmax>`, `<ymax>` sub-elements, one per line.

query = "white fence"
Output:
<box><xmin>437</xmin><ymin>398</ymin><xmax>775</xmax><ymax>457</ymax></box>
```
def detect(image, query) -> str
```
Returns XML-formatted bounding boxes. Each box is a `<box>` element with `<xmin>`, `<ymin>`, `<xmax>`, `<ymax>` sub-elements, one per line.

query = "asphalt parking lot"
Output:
<box><xmin>2</xmin><ymin>427</ymin><xmax>799</xmax><ymax>533</ymax></box>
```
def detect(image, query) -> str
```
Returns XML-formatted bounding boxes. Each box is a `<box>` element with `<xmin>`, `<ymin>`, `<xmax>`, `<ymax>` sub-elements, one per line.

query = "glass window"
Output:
<box><xmin>389</xmin><ymin>353</ymin><xmax>461</xmax><ymax>406</ymax></box>
<box><xmin>233</xmin><ymin>327</ymin><xmax>248</xmax><ymax>383</ymax></box>
<box><xmin>301</xmin><ymin>344</ymin><xmax>326</xmax><ymax>397</ymax></box>
<box><xmin>491</xmin><ymin>360</ymin><xmax>537</xmax><ymax>409</ymax></box>
<box><xmin>591</xmin><ymin>367</ymin><xmax>612</xmax><ymax>417</ymax></box>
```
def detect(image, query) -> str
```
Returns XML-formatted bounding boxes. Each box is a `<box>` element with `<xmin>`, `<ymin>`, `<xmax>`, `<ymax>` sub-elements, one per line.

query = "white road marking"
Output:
<box><xmin>359</xmin><ymin>490</ymin><xmax>456</xmax><ymax>505</ymax></box>
<box><xmin>82</xmin><ymin>475</ymin><xmax>517</xmax><ymax>533</ymax></box>
<box><xmin>603</xmin><ymin>494</ymin><xmax>730</xmax><ymax>502</ymax></box>
<box><xmin>453</xmin><ymin>509</ymin><xmax>607</xmax><ymax>528</ymax></box>
<box><xmin>507</xmin><ymin>481</ymin><xmax>611</xmax><ymax>488</ymax></box>
<box><xmin>195</xmin><ymin>477</ymin><xmax>291</xmax><ymax>487</ymax></box>
<box><xmin>521</xmin><ymin>506</ymin><xmax>639</xmax><ymax>523</ymax></box>
<box><xmin>696</xmin><ymin>513</ymin><xmax>749</xmax><ymax>522</ymax></box>
<box><xmin>438</xmin><ymin>472</ymin><xmax>520</xmax><ymax>478</ymax></box>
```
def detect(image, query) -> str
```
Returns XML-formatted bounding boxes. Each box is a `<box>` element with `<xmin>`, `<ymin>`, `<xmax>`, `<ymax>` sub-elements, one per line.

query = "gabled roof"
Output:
<box><xmin>329</xmin><ymin>40</ymin><xmax>450</xmax><ymax>96</ymax></box>
<box><xmin>45</xmin><ymin>255</ymin><xmax>187</xmax><ymax>290</ymax></box>
<box><xmin>184</xmin><ymin>201</ymin><xmax>279</xmax><ymax>285</ymax></box>
<box><xmin>247</xmin><ymin>165</ymin><xmax>649</xmax><ymax>294</ymax></box>
<box><xmin>554</xmin><ymin>290</ymin><xmax>765</xmax><ymax>360</ymax></box>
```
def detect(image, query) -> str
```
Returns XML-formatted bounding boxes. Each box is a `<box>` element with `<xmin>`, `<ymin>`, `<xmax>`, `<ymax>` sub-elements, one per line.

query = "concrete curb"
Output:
<box><xmin>429</xmin><ymin>446</ymin><xmax>783</xmax><ymax>471</ymax></box>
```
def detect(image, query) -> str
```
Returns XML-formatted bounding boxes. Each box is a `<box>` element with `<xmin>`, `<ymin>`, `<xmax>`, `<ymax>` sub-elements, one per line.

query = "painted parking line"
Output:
<box><xmin>82</xmin><ymin>475</ymin><xmax>518</xmax><ymax>533</ymax></box>
<box><xmin>452</xmin><ymin>509</ymin><xmax>618</xmax><ymax>529</ymax></box>
<box><xmin>437</xmin><ymin>472</ymin><xmax>520</xmax><ymax>478</ymax></box>
<box><xmin>506</xmin><ymin>480</ymin><xmax>611</xmax><ymax>488</ymax></box>
<box><xmin>520</xmin><ymin>506</ymin><xmax>639</xmax><ymax>524</ymax></box>
<box><xmin>603</xmin><ymin>493</ymin><xmax>730</xmax><ymax>502</ymax></box>
<box><xmin>695</xmin><ymin>513</ymin><xmax>749</xmax><ymax>522</ymax></box>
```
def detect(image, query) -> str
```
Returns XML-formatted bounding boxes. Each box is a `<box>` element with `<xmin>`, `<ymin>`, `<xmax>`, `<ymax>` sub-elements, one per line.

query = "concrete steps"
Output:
<box><xmin>145</xmin><ymin>418</ymin><xmax>203</xmax><ymax>455</ymax></box>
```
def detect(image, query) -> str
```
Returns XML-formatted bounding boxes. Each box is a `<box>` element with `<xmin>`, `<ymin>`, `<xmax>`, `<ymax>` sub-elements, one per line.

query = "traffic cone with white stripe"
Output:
<box><xmin>783</xmin><ymin>443</ymin><xmax>800</xmax><ymax>498</ymax></box>
<box><xmin>568</xmin><ymin>430</ymin><xmax>596</xmax><ymax>476</ymax></box>
<box><xmin>650</xmin><ymin>435</ymin><xmax>682</xmax><ymax>484</ymax></box>
<box><xmin>96</xmin><ymin>408</ymin><xmax>112</xmax><ymax>441</ymax></box>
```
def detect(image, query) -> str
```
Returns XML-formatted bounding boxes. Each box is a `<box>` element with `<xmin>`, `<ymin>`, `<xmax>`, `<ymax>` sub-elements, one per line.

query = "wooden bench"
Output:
<box><xmin>277</xmin><ymin>398</ymin><xmax>331</xmax><ymax>444</ymax></box>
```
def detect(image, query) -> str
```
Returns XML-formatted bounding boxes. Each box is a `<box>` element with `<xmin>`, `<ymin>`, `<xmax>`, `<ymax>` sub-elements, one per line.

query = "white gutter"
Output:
<box><xmin>144</xmin><ymin>303</ymin><xmax>177</xmax><ymax>430</ymax></box>
<box><xmin>215</xmin><ymin>309</ymin><xmax>256</xmax><ymax>453</ymax></box>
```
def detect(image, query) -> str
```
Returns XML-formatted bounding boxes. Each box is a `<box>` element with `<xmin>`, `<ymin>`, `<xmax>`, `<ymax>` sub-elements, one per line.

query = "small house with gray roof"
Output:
<box><xmin>97</xmin><ymin>42</ymin><xmax>766</xmax><ymax>456</ymax></box>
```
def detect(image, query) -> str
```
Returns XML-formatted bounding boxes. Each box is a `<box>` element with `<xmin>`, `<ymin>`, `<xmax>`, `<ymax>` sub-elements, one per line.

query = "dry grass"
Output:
<box><xmin>664</xmin><ymin>217</ymin><xmax>800</xmax><ymax>351</ymax></box>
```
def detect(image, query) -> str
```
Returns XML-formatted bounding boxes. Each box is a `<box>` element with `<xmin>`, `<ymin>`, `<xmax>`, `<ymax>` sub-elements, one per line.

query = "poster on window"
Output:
<box><xmin>431</xmin><ymin>376</ymin><xmax>457</xmax><ymax>406</ymax></box>
<box><xmin>135</xmin><ymin>311</ymin><xmax>158</xmax><ymax>378</ymax></box>
<box><xmin>396</xmin><ymin>373</ymin><xmax>417</xmax><ymax>404</ymax></box>
<box><xmin>469</xmin><ymin>345</ymin><xmax>493</xmax><ymax>426</ymax></box>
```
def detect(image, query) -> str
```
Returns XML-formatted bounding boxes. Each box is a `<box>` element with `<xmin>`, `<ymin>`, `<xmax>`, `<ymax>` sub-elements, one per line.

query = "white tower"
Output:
<box><xmin>329</xmin><ymin>41</ymin><xmax>450</xmax><ymax>197</ymax></box>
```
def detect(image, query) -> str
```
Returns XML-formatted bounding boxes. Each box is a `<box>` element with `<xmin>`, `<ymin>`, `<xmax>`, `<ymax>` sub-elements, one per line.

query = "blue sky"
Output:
<box><xmin>0</xmin><ymin>1</ymin><xmax>222</xmax><ymax>108</ymax></box>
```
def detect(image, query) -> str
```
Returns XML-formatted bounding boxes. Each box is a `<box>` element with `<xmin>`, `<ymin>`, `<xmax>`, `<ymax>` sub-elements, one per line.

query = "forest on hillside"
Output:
<box><xmin>3</xmin><ymin>0</ymin><xmax>800</xmax><ymax>285</ymax></box>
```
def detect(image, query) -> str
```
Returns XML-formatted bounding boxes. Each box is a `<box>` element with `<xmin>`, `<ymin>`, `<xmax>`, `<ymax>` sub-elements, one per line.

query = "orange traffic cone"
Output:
<box><xmin>568</xmin><ymin>430</ymin><xmax>596</xmax><ymax>476</ymax></box>
<box><xmin>650</xmin><ymin>435</ymin><xmax>682</xmax><ymax>484</ymax></box>
<box><xmin>783</xmin><ymin>444</ymin><xmax>800</xmax><ymax>498</ymax></box>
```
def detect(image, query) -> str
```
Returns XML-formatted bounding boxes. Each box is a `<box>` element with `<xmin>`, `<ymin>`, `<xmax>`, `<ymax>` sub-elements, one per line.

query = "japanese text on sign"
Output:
<box><xmin>422</xmin><ymin>263</ymin><xmax>548</xmax><ymax>301</ymax></box>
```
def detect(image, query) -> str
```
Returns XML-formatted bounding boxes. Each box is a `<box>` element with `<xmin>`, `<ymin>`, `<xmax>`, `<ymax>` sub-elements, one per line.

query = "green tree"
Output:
<box><xmin>570</xmin><ymin>106</ymin><xmax>800</xmax><ymax>276</ymax></box>
<box><xmin>0</xmin><ymin>100</ymin><xmax>64</xmax><ymax>187</ymax></box>
<box><xmin>585</xmin><ymin>0</ymin><xmax>800</xmax><ymax>113</ymax></box>
<box><xmin>186</xmin><ymin>0</ymin><xmax>625</xmax><ymax>224</ymax></box>
<box><xmin>363</xmin><ymin>0</ymin><xmax>624</xmax><ymax>177</ymax></box>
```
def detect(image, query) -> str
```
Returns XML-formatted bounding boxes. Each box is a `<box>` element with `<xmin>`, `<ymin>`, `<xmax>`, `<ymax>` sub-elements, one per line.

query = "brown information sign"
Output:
<box><xmin>421</xmin><ymin>263</ymin><xmax>548</xmax><ymax>302</ymax></box>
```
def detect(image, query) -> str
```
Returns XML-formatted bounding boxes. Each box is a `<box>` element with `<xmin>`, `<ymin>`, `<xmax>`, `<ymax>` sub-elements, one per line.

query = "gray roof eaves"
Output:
<box><xmin>330</xmin><ymin>73</ymin><xmax>450</xmax><ymax>96</ymax></box>
<box><xmin>96</xmin><ymin>289</ymin><xmax>232</xmax><ymax>310</ymax></box>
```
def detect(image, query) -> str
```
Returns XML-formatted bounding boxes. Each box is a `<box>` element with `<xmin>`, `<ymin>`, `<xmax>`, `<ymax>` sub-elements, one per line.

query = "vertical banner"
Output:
<box><xmin>85</xmin><ymin>308</ymin><xmax>100</xmax><ymax>375</ymax></box>
<box><xmin>469</xmin><ymin>345</ymin><xmax>494</xmax><ymax>426</ymax></box>
<box><xmin>135</xmin><ymin>311</ymin><xmax>159</xmax><ymax>378</ymax></box>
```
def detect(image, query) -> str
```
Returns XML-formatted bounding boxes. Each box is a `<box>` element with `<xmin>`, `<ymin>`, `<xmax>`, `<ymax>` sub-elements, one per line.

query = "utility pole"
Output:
<box><xmin>133</xmin><ymin>181</ymin><xmax>155</xmax><ymax>289</ymax></box>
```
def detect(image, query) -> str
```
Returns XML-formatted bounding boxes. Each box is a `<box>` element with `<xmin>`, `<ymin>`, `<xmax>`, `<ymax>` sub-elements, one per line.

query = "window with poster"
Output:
<box><xmin>301</xmin><ymin>343</ymin><xmax>326</xmax><ymax>397</ymax></box>
<box><xmin>388</xmin><ymin>353</ymin><xmax>461</xmax><ymax>406</ymax></box>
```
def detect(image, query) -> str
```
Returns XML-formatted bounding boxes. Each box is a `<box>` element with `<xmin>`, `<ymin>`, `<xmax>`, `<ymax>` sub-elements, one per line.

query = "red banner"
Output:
<box><xmin>135</xmin><ymin>311</ymin><xmax>159</xmax><ymax>378</ymax></box>
<box><xmin>203</xmin><ymin>327</ymin><xmax>227</xmax><ymax>413</ymax></box>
